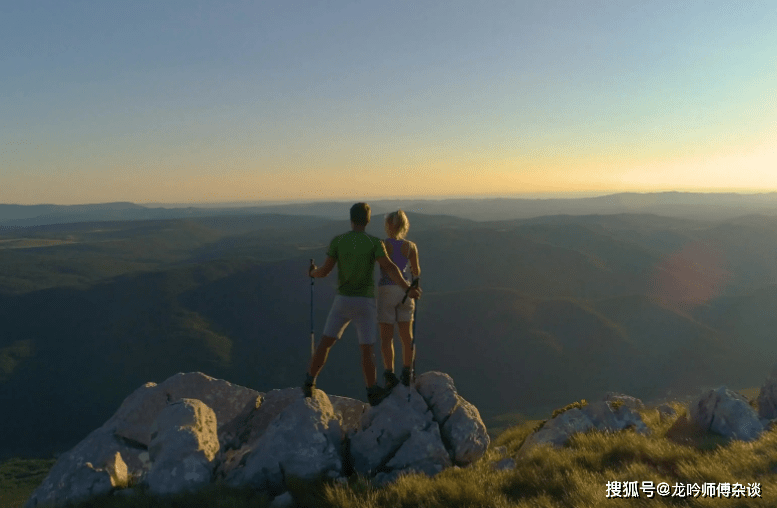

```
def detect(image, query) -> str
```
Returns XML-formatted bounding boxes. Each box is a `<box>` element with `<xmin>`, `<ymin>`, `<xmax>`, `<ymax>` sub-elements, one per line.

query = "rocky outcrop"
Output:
<box><xmin>25</xmin><ymin>372</ymin><xmax>258</xmax><ymax>508</ymax></box>
<box><xmin>27</xmin><ymin>371</ymin><xmax>488</xmax><ymax>507</ymax></box>
<box><xmin>689</xmin><ymin>386</ymin><xmax>763</xmax><ymax>442</ymax></box>
<box><xmin>519</xmin><ymin>398</ymin><xmax>649</xmax><ymax>454</ymax></box>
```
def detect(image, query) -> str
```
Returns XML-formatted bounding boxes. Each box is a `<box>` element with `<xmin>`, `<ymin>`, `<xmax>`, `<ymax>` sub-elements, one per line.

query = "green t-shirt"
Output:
<box><xmin>327</xmin><ymin>230</ymin><xmax>387</xmax><ymax>297</ymax></box>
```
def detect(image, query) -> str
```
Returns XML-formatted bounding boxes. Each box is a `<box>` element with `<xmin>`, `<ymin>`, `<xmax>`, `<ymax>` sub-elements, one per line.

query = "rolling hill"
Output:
<box><xmin>2</xmin><ymin>210</ymin><xmax>777</xmax><ymax>460</ymax></box>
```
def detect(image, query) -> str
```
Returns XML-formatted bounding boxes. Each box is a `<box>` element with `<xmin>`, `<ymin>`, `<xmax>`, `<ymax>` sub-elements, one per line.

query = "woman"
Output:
<box><xmin>376</xmin><ymin>210</ymin><xmax>421</xmax><ymax>389</ymax></box>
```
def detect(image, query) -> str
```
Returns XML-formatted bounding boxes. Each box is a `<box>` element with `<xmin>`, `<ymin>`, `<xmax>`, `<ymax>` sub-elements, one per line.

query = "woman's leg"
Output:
<box><xmin>397</xmin><ymin>321</ymin><xmax>413</xmax><ymax>368</ymax></box>
<box><xmin>379</xmin><ymin>323</ymin><xmax>395</xmax><ymax>371</ymax></box>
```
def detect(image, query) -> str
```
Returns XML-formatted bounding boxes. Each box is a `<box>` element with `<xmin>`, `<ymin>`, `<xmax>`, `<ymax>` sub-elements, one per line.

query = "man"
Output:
<box><xmin>304</xmin><ymin>203</ymin><xmax>422</xmax><ymax>406</ymax></box>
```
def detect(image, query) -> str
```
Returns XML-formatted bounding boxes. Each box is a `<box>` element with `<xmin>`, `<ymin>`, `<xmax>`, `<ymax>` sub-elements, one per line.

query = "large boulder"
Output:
<box><xmin>349</xmin><ymin>385</ymin><xmax>436</xmax><ymax>475</ymax></box>
<box><xmin>415</xmin><ymin>372</ymin><xmax>490</xmax><ymax>465</ymax></box>
<box><xmin>349</xmin><ymin>372</ymin><xmax>490</xmax><ymax>481</ymax></box>
<box><xmin>442</xmin><ymin>395</ymin><xmax>490</xmax><ymax>466</ymax></box>
<box><xmin>689</xmin><ymin>386</ymin><xmax>763</xmax><ymax>442</ymax></box>
<box><xmin>111</xmin><ymin>372</ymin><xmax>260</xmax><ymax>448</ymax></box>
<box><xmin>224</xmin><ymin>388</ymin><xmax>343</xmax><ymax>496</ymax></box>
<box><xmin>25</xmin><ymin>373</ymin><xmax>257</xmax><ymax>507</ymax></box>
<box><xmin>145</xmin><ymin>399</ymin><xmax>219</xmax><ymax>495</ymax></box>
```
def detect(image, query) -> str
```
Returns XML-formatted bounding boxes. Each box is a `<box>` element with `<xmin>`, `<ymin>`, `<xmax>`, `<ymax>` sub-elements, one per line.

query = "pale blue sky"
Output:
<box><xmin>2</xmin><ymin>1</ymin><xmax>776</xmax><ymax>204</ymax></box>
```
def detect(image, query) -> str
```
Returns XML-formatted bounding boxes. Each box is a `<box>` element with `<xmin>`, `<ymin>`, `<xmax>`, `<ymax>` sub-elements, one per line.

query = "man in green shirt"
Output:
<box><xmin>305</xmin><ymin>203</ymin><xmax>422</xmax><ymax>406</ymax></box>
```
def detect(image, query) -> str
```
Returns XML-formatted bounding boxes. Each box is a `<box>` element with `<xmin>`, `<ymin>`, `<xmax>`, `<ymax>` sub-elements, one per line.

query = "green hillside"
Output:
<box><xmin>3</xmin><ymin>211</ymin><xmax>777</xmax><ymax>460</ymax></box>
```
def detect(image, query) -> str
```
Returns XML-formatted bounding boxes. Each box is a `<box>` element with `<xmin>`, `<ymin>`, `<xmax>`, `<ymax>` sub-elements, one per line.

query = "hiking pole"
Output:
<box><xmin>402</xmin><ymin>277</ymin><xmax>420</xmax><ymax>383</ymax></box>
<box><xmin>309</xmin><ymin>259</ymin><xmax>315</xmax><ymax>359</ymax></box>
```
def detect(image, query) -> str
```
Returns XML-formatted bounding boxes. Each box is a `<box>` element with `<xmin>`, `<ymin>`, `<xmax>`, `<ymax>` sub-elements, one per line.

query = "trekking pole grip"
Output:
<box><xmin>402</xmin><ymin>278</ymin><xmax>419</xmax><ymax>304</ymax></box>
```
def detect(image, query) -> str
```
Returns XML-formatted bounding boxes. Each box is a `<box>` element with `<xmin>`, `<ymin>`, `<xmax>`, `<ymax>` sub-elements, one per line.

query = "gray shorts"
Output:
<box><xmin>322</xmin><ymin>295</ymin><xmax>378</xmax><ymax>345</ymax></box>
<box><xmin>376</xmin><ymin>284</ymin><xmax>415</xmax><ymax>324</ymax></box>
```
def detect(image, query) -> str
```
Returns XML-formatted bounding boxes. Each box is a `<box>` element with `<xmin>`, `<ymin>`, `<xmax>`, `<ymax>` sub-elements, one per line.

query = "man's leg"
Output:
<box><xmin>304</xmin><ymin>335</ymin><xmax>338</xmax><ymax>396</ymax></box>
<box><xmin>308</xmin><ymin>335</ymin><xmax>338</xmax><ymax>378</ymax></box>
<box><xmin>360</xmin><ymin>344</ymin><xmax>377</xmax><ymax>388</ymax></box>
<box><xmin>305</xmin><ymin>296</ymin><xmax>348</xmax><ymax>397</ymax></box>
<box><xmin>379</xmin><ymin>323</ymin><xmax>395</xmax><ymax>371</ymax></box>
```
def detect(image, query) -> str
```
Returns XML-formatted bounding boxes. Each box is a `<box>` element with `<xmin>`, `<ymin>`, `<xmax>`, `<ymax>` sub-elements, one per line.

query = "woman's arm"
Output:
<box><xmin>407</xmin><ymin>241</ymin><xmax>420</xmax><ymax>278</ymax></box>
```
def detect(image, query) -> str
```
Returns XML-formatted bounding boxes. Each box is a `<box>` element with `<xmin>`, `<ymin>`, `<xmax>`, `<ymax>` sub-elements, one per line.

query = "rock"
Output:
<box><xmin>217</xmin><ymin>387</ymin><xmax>328</xmax><ymax>479</ymax></box>
<box><xmin>492</xmin><ymin>457</ymin><xmax>516</xmax><ymax>471</ymax></box>
<box><xmin>492</xmin><ymin>445</ymin><xmax>508</xmax><ymax>457</ymax></box>
<box><xmin>349</xmin><ymin>385</ymin><xmax>434</xmax><ymax>475</ymax></box>
<box><xmin>218</xmin><ymin>391</ymin><xmax>366</xmax><ymax>469</ymax></box>
<box><xmin>269</xmin><ymin>491</ymin><xmax>296</xmax><ymax>508</ymax></box>
<box><xmin>350</xmin><ymin>377</ymin><xmax>489</xmax><ymax>478</ymax></box>
<box><xmin>385</xmin><ymin>421</ymin><xmax>452</xmax><ymax>476</ymax></box>
<box><xmin>519</xmin><ymin>398</ymin><xmax>649</xmax><ymax>455</ymax></box>
<box><xmin>25</xmin><ymin>430</ymin><xmax>144</xmax><ymax>508</ymax></box>
<box><xmin>757</xmin><ymin>369</ymin><xmax>777</xmax><ymax>420</ymax></box>
<box><xmin>519</xmin><ymin>408</ymin><xmax>594</xmax><ymax>454</ymax></box>
<box><xmin>28</xmin><ymin>371</ymin><xmax>260</xmax><ymax>507</ymax></box>
<box><xmin>689</xmin><ymin>386</ymin><xmax>763</xmax><ymax>442</ymax></box>
<box><xmin>582</xmin><ymin>401</ymin><xmax>650</xmax><ymax>435</ymax></box>
<box><xmin>224</xmin><ymin>388</ymin><xmax>342</xmax><ymax>496</ymax></box>
<box><xmin>26</xmin><ymin>370</ymin><xmax>490</xmax><ymax>506</ymax></box>
<box><xmin>112</xmin><ymin>372</ymin><xmax>260</xmax><ymax>448</ymax></box>
<box><xmin>413</xmin><ymin>371</ymin><xmax>490</xmax><ymax>465</ymax></box>
<box><xmin>104</xmin><ymin>452</ymin><xmax>129</xmax><ymax>489</ymax></box>
<box><xmin>145</xmin><ymin>398</ymin><xmax>219</xmax><ymax>495</ymax></box>
<box><xmin>658</xmin><ymin>404</ymin><xmax>677</xmax><ymax>422</ymax></box>
<box><xmin>603</xmin><ymin>392</ymin><xmax>644</xmax><ymax>409</ymax></box>
<box><xmin>25</xmin><ymin>454</ymin><xmax>126</xmax><ymax>508</ymax></box>
<box><xmin>441</xmin><ymin>395</ymin><xmax>491</xmax><ymax>466</ymax></box>
<box><xmin>415</xmin><ymin>372</ymin><xmax>460</xmax><ymax>424</ymax></box>
<box><xmin>329</xmin><ymin>395</ymin><xmax>368</xmax><ymax>436</ymax></box>
<box><xmin>218</xmin><ymin>389</ymin><xmax>297</xmax><ymax>458</ymax></box>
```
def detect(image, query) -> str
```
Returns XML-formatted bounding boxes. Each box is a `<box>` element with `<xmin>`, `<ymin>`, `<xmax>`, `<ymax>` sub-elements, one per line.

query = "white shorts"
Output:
<box><xmin>322</xmin><ymin>295</ymin><xmax>378</xmax><ymax>345</ymax></box>
<box><xmin>376</xmin><ymin>284</ymin><xmax>415</xmax><ymax>324</ymax></box>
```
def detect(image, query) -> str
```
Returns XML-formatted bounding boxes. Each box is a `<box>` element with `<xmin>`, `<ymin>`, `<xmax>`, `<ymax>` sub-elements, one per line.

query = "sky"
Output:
<box><xmin>2</xmin><ymin>1</ymin><xmax>776</xmax><ymax>205</ymax></box>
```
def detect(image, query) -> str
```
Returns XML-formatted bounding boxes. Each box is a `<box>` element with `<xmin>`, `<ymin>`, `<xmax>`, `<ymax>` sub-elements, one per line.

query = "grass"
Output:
<box><xmin>8</xmin><ymin>399</ymin><xmax>777</xmax><ymax>508</ymax></box>
<box><xmin>0</xmin><ymin>457</ymin><xmax>56</xmax><ymax>508</ymax></box>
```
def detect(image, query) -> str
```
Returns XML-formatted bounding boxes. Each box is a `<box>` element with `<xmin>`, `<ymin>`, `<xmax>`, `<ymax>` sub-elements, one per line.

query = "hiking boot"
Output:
<box><xmin>384</xmin><ymin>371</ymin><xmax>400</xmax><ymax>392</ymax></box>
<box><xmin>302</xmin><ymin>374</ymin><xmax>316</xmax><ymax>398</ymax></box>
<box><xmin>401</xmin><ymin>367</ymin><xmax>413</xmax><ymax>387</ymax></box>
<box><xmin>367</xmin><ymin>385</ymin><xmax>390</xmax><ymax>407</ymax></box>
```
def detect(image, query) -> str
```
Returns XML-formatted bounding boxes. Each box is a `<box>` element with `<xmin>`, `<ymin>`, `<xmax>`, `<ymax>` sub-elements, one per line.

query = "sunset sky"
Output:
<box><xmin>2</xmin><ymin>1</ymin><xmax>776</xmax><ymax>205</ymax></box>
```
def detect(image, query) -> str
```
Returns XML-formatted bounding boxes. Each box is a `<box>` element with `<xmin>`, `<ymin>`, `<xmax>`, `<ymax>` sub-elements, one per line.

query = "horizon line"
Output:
<box><xmin>5</xmin><ymin>189</ymin><xmax>777</xmax><ymax>207</ymax></box>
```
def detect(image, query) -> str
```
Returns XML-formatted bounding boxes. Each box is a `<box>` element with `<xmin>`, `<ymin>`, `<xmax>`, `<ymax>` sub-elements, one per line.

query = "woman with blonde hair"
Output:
<box><xmin>376</xmin><ymin>209</ymin><xmax>421</xmax><ymax>390</ymax></box>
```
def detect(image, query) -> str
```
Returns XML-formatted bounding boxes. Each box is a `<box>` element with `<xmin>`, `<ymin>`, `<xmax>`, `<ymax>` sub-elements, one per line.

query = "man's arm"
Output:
<box><xmin>377</xmin><ymin>256</ymin><xmax>421</xmax><ymax>298</ymax></box>
<box><xmin>310</xmin><ymin>256</ymin><xmax>336</xmax><ymax>278</ymax></box>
